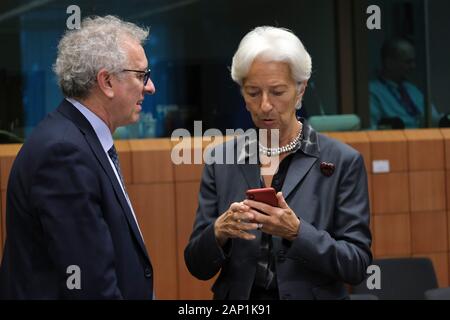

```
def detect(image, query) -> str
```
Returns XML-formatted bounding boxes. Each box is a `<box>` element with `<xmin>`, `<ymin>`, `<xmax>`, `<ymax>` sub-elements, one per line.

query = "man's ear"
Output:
<box><xmin>97</xmin><ymin>69</ymin><xmax>114</xmax><ymax>98</ymax></box>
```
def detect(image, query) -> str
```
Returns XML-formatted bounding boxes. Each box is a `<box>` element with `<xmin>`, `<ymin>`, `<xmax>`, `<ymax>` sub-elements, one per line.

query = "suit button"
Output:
<box><xmin>277</xmin><ymin>250</ymin><xmax>286</xmax><ymax>262</ymax></box>
<box><xmin>144</xmin><ymin>267</ymin><xmax>152</xmax><ymax>278</ymax></box>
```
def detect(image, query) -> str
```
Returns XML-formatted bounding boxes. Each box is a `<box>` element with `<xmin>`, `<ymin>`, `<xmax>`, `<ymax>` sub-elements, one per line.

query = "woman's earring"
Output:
<box><xmin>295</xmin><ymin>101</ymin><xmax>302</xmax><ymax>110</ymax></box>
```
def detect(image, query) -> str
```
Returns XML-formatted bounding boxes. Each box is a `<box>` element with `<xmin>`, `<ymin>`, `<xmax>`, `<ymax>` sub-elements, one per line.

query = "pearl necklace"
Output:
<box><xmin>259</xmin><ymin>124</ymin><xmax>303</xmax><ymax>157</ymax></box>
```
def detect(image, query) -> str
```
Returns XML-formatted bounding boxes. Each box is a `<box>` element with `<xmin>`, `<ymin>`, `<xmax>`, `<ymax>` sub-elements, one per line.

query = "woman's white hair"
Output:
<box><xmin>231</xmin><ymin>26</ymin><xmax>312</xmax><ymax>86</ymax></box>
<box><xmin>53</xmin><ymin>15</ymin><xmax>149</xmax><ymax>98</ymax></box>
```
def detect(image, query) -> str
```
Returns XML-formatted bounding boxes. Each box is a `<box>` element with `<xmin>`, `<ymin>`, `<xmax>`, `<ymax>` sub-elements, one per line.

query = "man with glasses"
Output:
<box><xmin>0</xmin><ymin>15</ymin><xmax>155</xmax><ymax>299</ymax></box>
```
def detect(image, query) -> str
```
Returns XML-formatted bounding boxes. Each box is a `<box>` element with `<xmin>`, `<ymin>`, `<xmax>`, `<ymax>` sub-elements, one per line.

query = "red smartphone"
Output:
<box><xmin>246</xmin><ymin>187</ymin><xmax>278</xmax><ymax>207</ymax></box>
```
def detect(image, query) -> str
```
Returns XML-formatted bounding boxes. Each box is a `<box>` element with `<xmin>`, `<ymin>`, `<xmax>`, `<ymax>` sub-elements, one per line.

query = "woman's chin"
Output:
<box><xmin>257</xmin><ymin>120</ymin><xmax>279</xmax><ymax>130</ymax></box>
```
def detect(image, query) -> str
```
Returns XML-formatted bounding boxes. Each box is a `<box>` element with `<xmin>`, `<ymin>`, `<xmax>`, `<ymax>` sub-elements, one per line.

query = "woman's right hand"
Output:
<box><xmin>214</xmin><ymin>202</ymin><xmax>258</xmax><ymax>247</ymax></box>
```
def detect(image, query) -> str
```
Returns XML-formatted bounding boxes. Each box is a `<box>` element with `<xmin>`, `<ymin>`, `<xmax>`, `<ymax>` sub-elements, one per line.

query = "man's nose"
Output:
<box><xmin>144</xmin><ymin>78</ymin><xmax>156</xmax><ymax>95</ymax></box>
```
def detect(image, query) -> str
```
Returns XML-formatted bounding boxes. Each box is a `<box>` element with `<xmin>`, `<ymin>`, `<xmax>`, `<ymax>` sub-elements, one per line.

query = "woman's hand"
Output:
<box><xmin>214</xmin><ymin>202</ymin><xmax>258</xmax><ymax>247</ymax></box>
<box><xmin>244</xmin><ymin>192</ymin><xmax>300</xmax><ymax>241</ymax></box>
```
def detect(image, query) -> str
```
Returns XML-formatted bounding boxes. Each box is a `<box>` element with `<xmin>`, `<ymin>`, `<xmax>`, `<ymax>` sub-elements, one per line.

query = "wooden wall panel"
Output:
<box><xmin>410</xmin><ymin>211</ymin><xmax>448</xmax><ymax>253</ymax></box>
<box><xmin>373</xmin><ymin>214</ymin><xmax>411</xmax><ymax>257</ymax></box>
<box><xmin>175</xmin><ymin>181</ymin><xmax>214</xmax><ymax>299</ymax></box>
<box><xmin>128</xmin><ymin>183</ymin><xmax>178</xmax><ymax>299</ymax></box>
<box><xmin>367</xmin><ymin>131</ymin><xmax>408</xmax><ymax>172</ymax></box>
<box><xmin>405</xmin><ymin>130</ymin><xmax>444</xmax><ymax>171</ymax></box>
<box><xmin>448</xmin><ymin>211</ymin><xmax>450</xmax><ymax>255</ymax></box>
<box><xmin>173</xmin><ymin>162</ymin><xmax>204</xmax><ymax>182</ymax></box>
<box><xmin>447</xmin><ymin>172</ymin><xmax>450</xmax><ymax>211</ymax></box>
<box><xmin>409</xmin><ymin>171</ymin><xmax>446</xmax><ymax>212</ymax></box>
<box><xmin>0</xmin><ymin>144</ymin><xmax>21</xmax><ymax>188</ymax></box>
<box><xmin>440</xmin><ymin>129</ymin><xmax>450</xmax><ymax>170</ymax></box>
<box><xmin>1</xmin><ymin>191</ymin><xmax>4</xmax><ymax>244</ymax></box>
<box><xmin>413</xmin><ymin>252</ymin><xmax>449</xmax><ymax>288</ymax></box>
<box><xmin>0</xmin><ymin>190</ymin><xmax>3</xmax><ymax>258</ymax></box>
<box><xmin>171</xmin><ymin>137</ymin><xmax>204</xmax><ymax>182</ymax></box>
<box><xmin>129</xmin><ymin>139</ymin><xmax>173</xmax><ymax>183</ymax></box>
<box><xmin>0</xmin><ymin>145</ymin><xmax>21</xmax><ymax>256</ymax></box>
<box><xmin>0</xmin><ymin>153</ymin><xmax>18</xmax><ymax>191</ymax></box>
<box><xmin>372</xmin><ymin>173</ymin><xmax>410</xmax><ymax>215</ymax></box>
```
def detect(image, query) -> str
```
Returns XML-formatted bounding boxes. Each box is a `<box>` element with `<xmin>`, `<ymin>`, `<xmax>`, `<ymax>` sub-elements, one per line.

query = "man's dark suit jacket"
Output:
<box><xmin>185</xmin><ymin>121</ymin><xmax>372</xmax><ymax>299</ymax></box>
<box><xmin>0</xmin><ymin>100</ymin><xmax>153</xmax><ymax>299</ymax></box>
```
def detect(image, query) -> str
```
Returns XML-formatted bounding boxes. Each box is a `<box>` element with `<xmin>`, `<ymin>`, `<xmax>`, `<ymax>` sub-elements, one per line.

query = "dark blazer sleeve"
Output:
<box><xmin>184</xmin><ymin>162</ymin><xmax>229</xmax><ymax>281</ymax></box>
<box><xmin>30</xmin><ymin>141</ymin><xmax>123</xmax><ymax>299</ymax></box>
<box><xmin>287</xmin><ymin>152</ymin><xmax>372</xmax><ymax>285</ymax></box>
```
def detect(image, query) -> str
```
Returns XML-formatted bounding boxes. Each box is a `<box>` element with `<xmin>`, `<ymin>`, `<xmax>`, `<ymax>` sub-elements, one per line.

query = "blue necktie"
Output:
<box><xmin>108</xmin><ymin>145</ymin><xmax>127</xmax><ymax>192</ymax></box>
<box><xmin>398</xmin><ymin>83</ymin><xmax>420</xmax><ymax>117</ymax></box>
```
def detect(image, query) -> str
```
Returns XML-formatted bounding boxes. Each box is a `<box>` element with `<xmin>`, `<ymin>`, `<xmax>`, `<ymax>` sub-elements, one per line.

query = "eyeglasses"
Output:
<box><xmin>122</xmin><ymin>68</ymin><xmax>151</xmax><ymax>85</ymax></box>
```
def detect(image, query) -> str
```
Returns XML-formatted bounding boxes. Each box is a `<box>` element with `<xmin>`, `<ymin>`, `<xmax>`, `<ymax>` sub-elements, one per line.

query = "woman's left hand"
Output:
<box><xmin>243</xmin><ymin>192</ymin><xmax>300</xmax><ymax>241</ymax></box>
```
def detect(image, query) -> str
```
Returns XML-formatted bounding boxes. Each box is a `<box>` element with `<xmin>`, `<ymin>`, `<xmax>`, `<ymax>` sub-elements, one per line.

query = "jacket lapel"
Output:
<box><xmin>282</xmin><ymin>120</ymin><xmax>321</xmax><ymax>200</ymax></box>
<box><xmin>281</xmin><ymin>153</ymin><xmax>317</xmax><ymax>199</ymax></box>
<box><xmin>235</xmin><ymin>136</ymin><xmax>261</xmax><ymax>189</ymax></box>
<box><xmin>238</xmin><ymin>164</ymin><xmax>261</xmax><ymax>189</ymax></box>
<box><xmin>57</xmin><ymin>100</ymin><xmax>150</xmax><ymax>263</ymax></box>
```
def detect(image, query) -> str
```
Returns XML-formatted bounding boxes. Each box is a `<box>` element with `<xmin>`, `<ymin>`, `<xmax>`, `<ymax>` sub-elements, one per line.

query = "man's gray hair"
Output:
<box><xmin>53</xmin><ymin>15</ymin><xmax>149</xmax><ymax>98</ymax></box>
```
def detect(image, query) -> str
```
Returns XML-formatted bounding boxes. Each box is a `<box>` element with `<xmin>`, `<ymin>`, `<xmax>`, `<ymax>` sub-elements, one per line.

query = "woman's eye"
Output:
<box><xmin>247</xmin><ymin>92</ymin><xmax>259</xmax><ymax>97</ymax></box>
<box><xmin>272</xmin><ymin>91</ymin><xmax>284</xmax><ymax>96</ymax></box>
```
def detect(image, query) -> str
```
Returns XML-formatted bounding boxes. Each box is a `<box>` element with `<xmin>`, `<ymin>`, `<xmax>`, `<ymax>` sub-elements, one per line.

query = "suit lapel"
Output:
<box><xmin>282</xmin><ymin>120</ymin><xmax>320</xmax><ymax>200</ymax></box>
<box><xmin>234</xmin><ymin>136</ymin><xmax>261</xmax><ymax>189</ymax></box>
<box><xmin>282</xmin><ymin>153</ymin><xmax>317</xmax><ymax>199</ymax></box>
<box><xmin>238</xmin><ymin>164</ymin><xmax>261</xmax><ymax>189</ymax></box>
<box><xmin>57</xmin><ymin>100</ymin><xmax>150</xmax><ymax>263</ymax></box>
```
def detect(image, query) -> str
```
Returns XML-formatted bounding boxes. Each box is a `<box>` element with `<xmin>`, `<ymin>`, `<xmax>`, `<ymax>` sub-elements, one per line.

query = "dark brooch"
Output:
<box><xmin>320</xmin><ymin>162</ymin><xmax>335</xmax><ymax>177</ymax></box>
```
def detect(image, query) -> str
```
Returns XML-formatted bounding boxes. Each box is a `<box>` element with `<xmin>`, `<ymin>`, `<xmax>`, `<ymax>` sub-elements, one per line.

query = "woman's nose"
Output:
<box><xmin>260</xmin><ymin>92</ymin><xmax>273</xmax><ymax>112</ymax></box>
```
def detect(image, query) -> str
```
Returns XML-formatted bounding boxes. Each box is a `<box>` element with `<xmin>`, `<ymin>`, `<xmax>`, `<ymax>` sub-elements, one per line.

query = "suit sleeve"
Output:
<box><xmin>288</xmin><ymin>152</ymin><xmax>372</xmax><ymax>285</ymax></box>
<box><xmin>30</xmin><ymin>141</ymin><xmax>123</xmax><ymax>299</ymax></box>
<box><xmin>184</xmin><ymin>162</ymin><xmax>229</xmax><ymax>280</ymax></box>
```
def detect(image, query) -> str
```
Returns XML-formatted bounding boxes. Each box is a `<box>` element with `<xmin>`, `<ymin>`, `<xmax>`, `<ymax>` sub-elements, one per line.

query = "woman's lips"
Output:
<box><xmin>262</xmin><ymin>119</ymin><xmax>275</xmax><ymax>125</ymax></box>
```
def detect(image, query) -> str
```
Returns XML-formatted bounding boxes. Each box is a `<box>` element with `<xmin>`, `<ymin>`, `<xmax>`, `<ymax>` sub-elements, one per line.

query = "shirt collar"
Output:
<box><xmin>379</xmin><ymin>75</ymin><xmax>404</xmax><ymax>89</ymax></box>
<box><xmin>66</xmin><ymin>97</ymin><xmax>114</xmax><ymax>153</ymax></box>
<box><xmin>236</xmin><ymin>118</ymin><xmax>320</xmax><ymax>163</ymax></box>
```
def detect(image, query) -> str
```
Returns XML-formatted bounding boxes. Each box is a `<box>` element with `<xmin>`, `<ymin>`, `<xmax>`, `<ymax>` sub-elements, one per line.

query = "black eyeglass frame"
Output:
<box><xmin>122</xmin><ymin>68</ymin><xmax>151</xmax><ymax>85</ymax></box>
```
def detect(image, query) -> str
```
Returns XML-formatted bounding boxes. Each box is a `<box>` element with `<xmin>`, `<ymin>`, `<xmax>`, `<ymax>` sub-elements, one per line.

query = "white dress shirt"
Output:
<box><xmin>66</xmin><ymin>97</ymin><xmax>144</xmax><ymax>241</ymax></box>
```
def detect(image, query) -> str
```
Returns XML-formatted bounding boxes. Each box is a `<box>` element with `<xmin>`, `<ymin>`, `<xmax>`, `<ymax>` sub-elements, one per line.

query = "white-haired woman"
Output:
<box><xmin>185</xmin><ymin>26</ymin><xmax>372</xmax><ymax>300</ymax></box>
